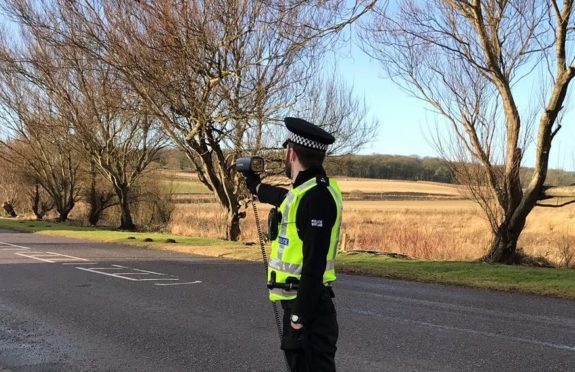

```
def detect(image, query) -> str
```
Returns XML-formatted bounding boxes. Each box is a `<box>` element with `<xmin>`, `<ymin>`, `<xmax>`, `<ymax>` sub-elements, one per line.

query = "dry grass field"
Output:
<box><xmin>337</xmin><ymin>177</ymin><xmax>463</xmax><ymax>195</ymax></box>
<box><xmin>161</xmin><ymin>173</ymin><xmax>465</xmax><ymax>197</ymax></box>
<box><xmin>167</xmin><ymin>177</ymin><xmax>575</xmax><ymax>266</ymax></box>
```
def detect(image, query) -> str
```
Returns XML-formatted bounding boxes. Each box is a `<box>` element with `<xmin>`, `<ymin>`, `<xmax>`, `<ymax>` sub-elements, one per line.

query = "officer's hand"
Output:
<box><xmin>244</xmin><ymin>172</ymin><xmax>261</xmax><ymax>195</ymax></box>
<box><xmin>290</xmin><ymin>322</ymin><xmax>303</xmax><ymax>330</ymax></box>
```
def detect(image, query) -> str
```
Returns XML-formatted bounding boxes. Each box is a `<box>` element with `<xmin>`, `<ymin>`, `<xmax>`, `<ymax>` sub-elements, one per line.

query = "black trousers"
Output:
<box><xmin>280</xmin><ymin>290</ymin><xmax>338</xmax><ymax>372</ymax></box>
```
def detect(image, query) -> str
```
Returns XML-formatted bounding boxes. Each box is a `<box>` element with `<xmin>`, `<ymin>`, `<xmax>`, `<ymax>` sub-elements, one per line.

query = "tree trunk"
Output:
<box><xmin>87</xmin><ymin>188</ymin><xmax>101</xmax><ymax>225</ymax></box>
<box><xmin>56</xmin><ymin>207</ymin><xmax>71</xmax><ymax>222</ymax></box>
<box><xmin>226</xmin><ymin>209</ymin><xmax>241</xmax><ymax>241</ymax></box>
<box><xmin>31</xmin><ymin>185</ymin><xmax>42</xmax><ymax>220</ymax></box>
<box><xmin>486</xmin><ymin>233</ymin><xmax>519</xmax><ymax>264</ymax></box>
<box><xmin>2</xmin><ymin>202</ymin><xmax>17</xmax><ymax>217</ymax></box>
<box><xmin>88</xmin><ymin>209</ymin><xmax>100</xmax><ymax>226</ymax></box>
<box><xmin>87</xmin><ymin>172</ymin><xmax>103</xmax><ymax>226</ymax></box>
<box><xmin>52</xmin><ymin>196</ymin><xmax>73</xmax><ymax>221</ymax></box>
<box><xmin>191</xmin><ymin>149</ymin><xmax>243</xmax><ymax>241</ymax></box>
<box><xmin>484</xmin><ymin>216</ymin><xmax>527</xmax><ymax>264</ymax></box>
<box><xmin>118</xmin><ymin>189</ymin><xmax>136</xmax><ymax>231</ymax></box>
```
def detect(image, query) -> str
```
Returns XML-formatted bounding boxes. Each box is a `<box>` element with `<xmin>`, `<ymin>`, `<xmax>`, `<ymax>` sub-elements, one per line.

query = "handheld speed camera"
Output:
<box><xmin>236</xmin><ymin>156</ymin><xmax>265</xmax><ymax>173</ymax></box>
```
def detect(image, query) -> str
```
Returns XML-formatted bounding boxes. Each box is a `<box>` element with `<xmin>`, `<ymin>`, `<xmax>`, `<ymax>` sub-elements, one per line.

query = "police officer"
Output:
<box><xmin>245</xmin><ymin>117</ymin><xmax>343</xmax><ymax>372</ymax></box>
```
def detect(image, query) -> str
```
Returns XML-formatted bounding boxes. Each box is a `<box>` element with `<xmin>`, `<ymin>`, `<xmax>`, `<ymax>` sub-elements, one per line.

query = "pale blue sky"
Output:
<box><xmin>339</xmin><ymin>51</ymin><xmax>437</xmax><ymax>157</ymax></box>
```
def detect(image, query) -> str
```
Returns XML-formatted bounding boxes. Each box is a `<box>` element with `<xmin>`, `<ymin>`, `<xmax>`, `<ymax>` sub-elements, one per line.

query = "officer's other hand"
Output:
<box><xmin>244</xmin><ymin>171</ymin><xmax>261</xmax><ymax>195</ymax></box>
<box><xmin>290</xmin><ymin>322</ymin><xmax>303</xmax><ymax>330</ymax></box>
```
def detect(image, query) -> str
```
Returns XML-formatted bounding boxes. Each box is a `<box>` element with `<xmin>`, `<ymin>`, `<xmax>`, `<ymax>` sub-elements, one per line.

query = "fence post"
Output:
<box><xmin>340</xmin><ymin>231</ymin><xmax>348</xmax><ymax>252</ymax></box>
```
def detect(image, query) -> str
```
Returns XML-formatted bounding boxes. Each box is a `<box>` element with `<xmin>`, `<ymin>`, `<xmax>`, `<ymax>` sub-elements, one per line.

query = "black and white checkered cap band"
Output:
<box><xmin>287</xmin><ymin>130</ymin><xmax>329</xmax><ymax>151</ymax></box>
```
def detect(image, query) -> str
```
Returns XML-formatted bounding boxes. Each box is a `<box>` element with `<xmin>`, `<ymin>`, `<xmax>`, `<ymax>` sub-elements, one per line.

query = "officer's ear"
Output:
<box><xmin>287</xmin><ymin>145</ymin><xmax>298</xmax><ymax>163</ymax></box>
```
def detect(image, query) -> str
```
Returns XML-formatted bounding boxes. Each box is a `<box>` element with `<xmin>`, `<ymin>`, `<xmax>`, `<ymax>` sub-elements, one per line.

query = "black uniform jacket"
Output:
<box><xmin>257</xmin><ymin>166</ymin><xmax>337</xmax><ymax>323</ymax></box>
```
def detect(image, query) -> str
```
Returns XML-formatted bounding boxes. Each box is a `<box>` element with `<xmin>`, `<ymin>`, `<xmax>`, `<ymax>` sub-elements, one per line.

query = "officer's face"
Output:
<box><xmin>284</xmin><ymin>146</ymin><xmax>293</xmax><ymax>179</ymax></box>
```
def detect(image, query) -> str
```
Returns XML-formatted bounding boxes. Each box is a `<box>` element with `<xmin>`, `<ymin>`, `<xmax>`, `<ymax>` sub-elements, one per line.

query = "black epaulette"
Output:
<box><xmin>316</xmin><ymin>176</ymin><xmax>329</xmax><ymax>186</ymax></box>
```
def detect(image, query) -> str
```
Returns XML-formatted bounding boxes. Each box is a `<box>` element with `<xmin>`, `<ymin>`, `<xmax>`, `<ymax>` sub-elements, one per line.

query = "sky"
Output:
<box><xmin>337</xmin><ymin>45</ymin><xmax>575</xmax><ymax>172</ymax></box>
<box><xmin>339</xmin><ymin>51</ymin><xmax>437</xmax><ymax>157</ymax></box>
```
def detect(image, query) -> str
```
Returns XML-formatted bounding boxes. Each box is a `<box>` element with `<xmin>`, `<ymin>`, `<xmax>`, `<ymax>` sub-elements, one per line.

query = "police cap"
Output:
<box><xmin>282</xmin><ymin>117</ymin><xmax>335</xmax><ymax>152</ymax></box>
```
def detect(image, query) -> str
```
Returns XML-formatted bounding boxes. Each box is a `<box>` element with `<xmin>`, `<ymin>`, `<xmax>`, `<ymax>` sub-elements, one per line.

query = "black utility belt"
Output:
<box><xmin>267</xmin><ymin>271</ymin><xmax>299</xmax><ymax>290</ymax></box>
<box><xmin>267</xmin><ymin>281</ymin><xmax>299</xmax><ymax>290</ymax></box>
<box><xmin>267</xmin><ymin>282</ymin><xmax>335</xmax><ymax>291</ymax></box>
<box><xmin>267</xmin><ymin>272</ymin><xmax>335</xmax><ymax>296</ymax></box>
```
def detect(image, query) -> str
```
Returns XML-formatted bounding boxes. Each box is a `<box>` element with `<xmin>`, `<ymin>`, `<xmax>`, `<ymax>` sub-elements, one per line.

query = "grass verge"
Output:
<box><xmin>338</xmin><ymin>253</ymin><xmax>575</xmax><ymax>300</ymax></box>
<box><xmin>1</xmin><ymin>217</ymin><xmax>574</xmax><ymax>300</ymax></box>
<box><xmin>0</xmin><ymin>217</ymin><xmax>259</xmax><ymax>261</ymax></box>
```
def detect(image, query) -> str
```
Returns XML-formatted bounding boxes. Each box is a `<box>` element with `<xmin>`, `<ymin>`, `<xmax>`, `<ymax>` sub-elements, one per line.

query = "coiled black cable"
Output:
<box><xmin>251</xmin><ymin>196</ymin><xmax>291</xmax><ymax>372</ymax></box>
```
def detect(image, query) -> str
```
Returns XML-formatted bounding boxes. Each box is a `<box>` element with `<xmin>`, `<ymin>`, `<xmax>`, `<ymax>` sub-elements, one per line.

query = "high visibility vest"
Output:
<box><xmin>267</xmin><ymin>176</ymin><xmax>343</xmax><ymax>302</ymax></box>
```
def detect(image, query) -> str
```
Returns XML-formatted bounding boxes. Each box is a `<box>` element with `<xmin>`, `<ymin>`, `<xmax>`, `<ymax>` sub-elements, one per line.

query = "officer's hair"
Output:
<box><xmin>290</xmin><ymin>143</ymin><xmax>326</xmax><ymax>169</ymax></box>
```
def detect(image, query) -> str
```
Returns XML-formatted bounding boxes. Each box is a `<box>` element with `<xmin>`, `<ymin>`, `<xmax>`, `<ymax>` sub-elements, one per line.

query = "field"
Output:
<box><xmin>337</xmin><ymin>178</ymin><xmax>462</xmax><ymax>195</ymax></box>
<box><xmin>166</xmin><ymin>174</ymin><xmax>575</xmax><ymax>266</ymax></box>
<box><xmin>160</xmin><ymin>171</ymin><xmax>209</xmax><ymax>194</ymax></box>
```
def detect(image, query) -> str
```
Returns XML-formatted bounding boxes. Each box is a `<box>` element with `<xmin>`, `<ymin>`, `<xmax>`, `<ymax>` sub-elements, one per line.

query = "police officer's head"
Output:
<box><xmin>282</xmin><ymin>117</ymin><xmax>335</xmax><ymax>179</ymax></box>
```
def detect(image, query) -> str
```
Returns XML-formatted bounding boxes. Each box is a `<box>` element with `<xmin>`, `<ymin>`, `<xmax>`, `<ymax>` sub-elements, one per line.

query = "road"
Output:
<box><xmin>0</xmin><ymin>229</ymin><xmax>574</xmax><ymax>371</ymax></box>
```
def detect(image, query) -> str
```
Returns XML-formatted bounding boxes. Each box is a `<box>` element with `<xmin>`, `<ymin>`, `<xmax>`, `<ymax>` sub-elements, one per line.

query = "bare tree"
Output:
<box><xmin>0</xmin><ymin>8</ymin><xmax>168</xmax><ymax>230</ymax></box>
<box><xmin>0</xmin><ymin>138</ymin><xmax>80</xmax><ymax>222</ymax></box>
<box><xmin>0</xmin><ymin>122</ymin><xmax>81</xmax><ymax>222</ymax></box>
<box><xmin>361</xmin><ymin>0</ymin><xmax>575</xmax><ymax>263</ymax></box>
<box><xmin>29</xmin><ymin>183</ymin><xmax>54</xmax><ymax>220</ymax></box>
<box><xmin>83</xmin><ymin>160</ymin><xmax>117</xmax><ymax>226</ymax></box>
<box><xmin>3</xmin><ymin>0</ymin><xmax>377</xmax><ymax>240</ymax></box>
<box><xmin>0</xmin><ymin>157</ymin><xmax>23</xmax><ymax>216</ymax></box>
<box><xmin>0</xmin><ymin>150</ymin><xmax>54</xmax><ymax>219</ymax></box>
<box><xmin>53</xmin><ymin>59</ymin><xmax>168</xmax><ymax>230</ymax></box>
<box><xmin>0</xmin><ymin>69</ymin><xmax>81</xmax><ymax>221</ymax></box>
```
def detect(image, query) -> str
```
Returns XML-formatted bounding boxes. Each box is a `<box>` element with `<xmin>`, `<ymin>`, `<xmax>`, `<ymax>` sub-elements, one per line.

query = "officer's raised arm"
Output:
<box><xmin>244</xmin><ymin>171</ymin><xmax>289</xmax><ymax>207</ymax></box>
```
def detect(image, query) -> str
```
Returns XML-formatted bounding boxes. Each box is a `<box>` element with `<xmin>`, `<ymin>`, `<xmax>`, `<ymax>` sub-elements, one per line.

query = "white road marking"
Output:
<box><xmin>15</xmin><ymin>252</ymin><xmax>64</xmax><ymax>263</ymax></box>
<box><xmin>2</xmin><ymin>243</ymin><xmax>197</xmax><ymax>286</ymax></box>
<box><xmin>45</xmin><ymin>252</ymin><xmax>88</xmax><ymax>261</ymax></box>
<box><xmin>75</xmin><ymin>267</ymin><xmax>143</xmax><ymax>281</ymax></box>
<box><xmin>411</xmin><ymin>319</ymin><xmax>575</xmax><ymax>352</ymax></box>
<box><xmin>75</xmin><ymin>265</ymin><xmax>180</xmax><ymax>282</ymax></box>
<box><xmin>111</xmin><ymin>265</ymin><xmax>168</xmax><ymax>275</ymax></box>
<box><xmin>154</xmin><ymin>281</ymin><xmax>202</xmax><ymax>286</ymax></box>
<box><xmin>352</xmin><ymin>309</ymin><xmax>575</xmax><ymax>353</ymax></box>
<box><xmin>0</xmin><ymin>241</ymin><xmax>31</xmax><ymax>251</ymax></box>
<box><xmin>15</xmin><ymin>251</ymin><xmax>88</xmax><ymax>263</ymax></box>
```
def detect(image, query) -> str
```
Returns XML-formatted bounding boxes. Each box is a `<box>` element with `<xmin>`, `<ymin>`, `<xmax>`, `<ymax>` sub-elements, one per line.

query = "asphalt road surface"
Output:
<box><xmin>0</xmin><ymin>229</ymin><xmax>574</xmax><ymax>371</ymax></box>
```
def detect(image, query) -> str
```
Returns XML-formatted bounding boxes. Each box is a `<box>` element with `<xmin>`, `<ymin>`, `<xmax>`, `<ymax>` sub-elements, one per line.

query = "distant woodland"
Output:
<box><xmin>157</xmin><ymin>149</ymin><xmax>575</xmax><ymax>186</ymax></box>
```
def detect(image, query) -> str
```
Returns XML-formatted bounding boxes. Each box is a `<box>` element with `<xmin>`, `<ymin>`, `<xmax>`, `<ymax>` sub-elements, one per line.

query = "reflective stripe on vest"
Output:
<box><xmin>268</xmin><ymin>177</ymin><xmax>343</xmax><ymax>302</ymax></box>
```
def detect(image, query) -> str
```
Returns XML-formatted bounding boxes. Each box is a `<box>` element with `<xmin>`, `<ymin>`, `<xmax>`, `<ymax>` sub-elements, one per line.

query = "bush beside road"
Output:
<box><xmin>1</xmin><ymin>217</ymin><xmax>574</xmax><ymax>300</ymax></box>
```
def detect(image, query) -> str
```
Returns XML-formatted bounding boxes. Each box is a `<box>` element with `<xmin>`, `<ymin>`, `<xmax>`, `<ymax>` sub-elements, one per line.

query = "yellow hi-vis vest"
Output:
<box><xmin>267</xmin><ymin>176</ymin><xmax>343</xmax><ymax>302</ymax></box>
